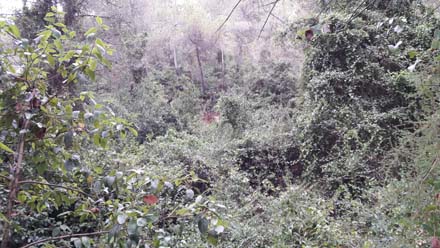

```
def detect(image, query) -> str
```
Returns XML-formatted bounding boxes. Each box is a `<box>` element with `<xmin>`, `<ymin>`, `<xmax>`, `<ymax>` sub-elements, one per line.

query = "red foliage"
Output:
<box><xmin>90</xmin><ymin>207</ymin><xmax>100</xmax><ymax>214</ymax></box>
<box><xmin>432</xmin><ymin>237</ymin><xmax>440</xmax><ymax>248</ymax></box>
<box><xmin>35</xmin><ymin>127</ymin><xmax>46</xmax><ymax>140</ymax></box>
<box><xmin>31</xmin><ymin>98</ymin><xmax>41</xmax><ymax>109</ymax></box>
<box><xmin>143</xmin><ymin>195</ymin><xmax>159</xmax><ymax>205</ymax></box>
<box><xmin>201</xmin><ymin>111</ymin><xmax>220</xmax><ymax>124</ymax></box>
<box><xmin>305</xmin><ymin>29</ymin><xmax>314</xmax><ymax>41</ymax></box>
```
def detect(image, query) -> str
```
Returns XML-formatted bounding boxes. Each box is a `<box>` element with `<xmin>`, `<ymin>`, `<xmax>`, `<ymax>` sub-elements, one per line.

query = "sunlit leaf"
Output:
<box><xmin>96</xmin><ymin>16</ymin><xmax>103</xmax><ymax>25</ymax></box>
<box><xmin>85</xmin><ymin>27</ymin><xmax>97</xmax><ymax>37</ymax></box>
<box><xmin>0</xmin><ymin>142</ymin><xmax>14</xmax><ymax>153</ymax></box>
<box><xmin>7</xmin><ymin>25</ymin><xmax>20</xmax><ymax>38</ymax></box>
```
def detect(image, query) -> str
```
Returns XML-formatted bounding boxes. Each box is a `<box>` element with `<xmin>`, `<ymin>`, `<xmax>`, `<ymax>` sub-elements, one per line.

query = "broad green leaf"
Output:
<box><xmin>175</xmin><ymin>208</ymin><xmax>189</xmax><ymax>216</ymax></box>
<box><xmin>7</xmin><ymin>25</ymin><xmax>21</xmax><ymax>38</ymax></box>
<box><xmin>63</xmin><ymin>50</ymin><xmax>75</xmax><ymax>62</ymax></box>
<box><xmin>93</xmin><ymin>133</ymin><xmax>100</xmax><ymax>146</ymax></box>
<box><xmin>95</xmin><ymin>38</ymin><xmax>105</xmax><ymax>48</ymax></box>
<box><xmin>128</xmin><ymin>220</ymin><xmax>138</xmax><ymax>236</ymax></box>
<box><xmin>96</xmin><ymin>16</ymin><xmax>103</xmax><ymax>25</ymax></box>
<box><xmin>207</xmin><ymin>230</ymin><xmax>219</xmax><ymax>245</ymax></box>
<box><xmin>197</xmin><ymin>217</ymin><xmax>209</xmax><ymax>235</ymax></box>
<box><xmin>127</xmin><ymin>127</ymin><xmax>138</xmax><ymax>137</ymax></box>
<box><xmin>17</xmin><ymin>191</ymin><xmax>27</xmax><ymax>203</ymax></box>
<box><xmin>85</xmin><ymin>27</ymin><xmax>97</xmax><ymax>37</ymax></box>
<box><xmin>47</xmin><ymin>54</ymin><xmax>55</xmax><ymax>67</ymax></box>
<box><xmin>435</xmin><ymin>29</ymin><xmax>440</xmax><ymax>39</ymax></box>
<box><xmin>407</xmin><ymin>50</ymin><xmax>418</xmax><ymax>59</ymax></box>
<box><xmin>0</xmin><ymin>212</ymin><xmax>10</xmax><ymax>223</ymax></box>
<box><xmin>432</xmin><ymin>39</ymin><xmax>440</xmax><ymax>50</ymax></box>
<box><xmin>85</xmin><ymin>68</ymin><xmax>96</xmax><ymax>81</ymax></box>
<box><xmin>89</xmin><ymin>58</ymin><xmax>97</xmax><ymax>71</ymax></box>
<box><xmin>54</xmin><ymin>39</ymin><xmax>62</xmax><ymax>51</ymax></box>
<box><xmin>51</xmin><ymin>28</ymin><xmax>61</xmax><ymax>38</ymax></box>
<box><xmin>0</xmin><ymin>142</ymin><xmax>14</xmax><ymax>153</ymax></box>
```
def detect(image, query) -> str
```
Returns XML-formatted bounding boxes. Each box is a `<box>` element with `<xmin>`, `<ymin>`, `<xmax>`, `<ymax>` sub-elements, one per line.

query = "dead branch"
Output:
<box><xmin>258</xmin><ymin>0</ymin><xmax>280</xmax><ymax>39</ymax></box>
<box><xmin>216</xmin><ymin>0</ymin><xmax>244</xmax><ymax>33</ymax></box>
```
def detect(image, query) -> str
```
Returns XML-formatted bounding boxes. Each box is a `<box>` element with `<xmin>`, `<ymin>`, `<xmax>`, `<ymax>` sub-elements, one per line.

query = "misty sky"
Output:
<box><xmin>0</xmin><ymin>1</ymin><xmax>22</xmax><ymax>14</ymax></box>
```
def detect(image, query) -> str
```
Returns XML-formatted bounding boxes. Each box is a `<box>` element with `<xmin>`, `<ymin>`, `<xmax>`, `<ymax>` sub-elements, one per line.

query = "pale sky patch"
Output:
<box><xmin>0</xmin><ymin>0</ymin><xmax>23</xmax><ymax>14</ymax></box>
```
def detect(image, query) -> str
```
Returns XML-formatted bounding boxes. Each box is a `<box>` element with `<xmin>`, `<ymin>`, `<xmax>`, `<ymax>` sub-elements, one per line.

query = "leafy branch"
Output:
<box><xmin>20</xmin><ymin>231</ymin><xmax>109</xmax><ymax>248</ymax></box>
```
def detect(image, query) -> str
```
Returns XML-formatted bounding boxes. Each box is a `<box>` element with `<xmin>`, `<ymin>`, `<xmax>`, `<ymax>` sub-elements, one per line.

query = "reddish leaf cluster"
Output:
<box><xmin>432</xmin><ymin>237</ymin><xmax>440</xmax><ymax>248</ymax></box>
<box><xmin>201</xmin><ymin>111</ymin><xmax>220</xmax><ymax>124</ymax></box>
<box><xmin>143</xmin><ymin>195</ymin><xmax>158</xmax><ymax>205</ymax></box>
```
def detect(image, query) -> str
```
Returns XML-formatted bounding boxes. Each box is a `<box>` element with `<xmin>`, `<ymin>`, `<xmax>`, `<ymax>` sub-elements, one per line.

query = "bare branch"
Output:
<box><xmin>316</xmin><ymin>0</ymin><xmax>335</xmax><ymax>19</ymax></box>
<box><xmin>422</xmin><ymin>156</ymin><xmax>439</xmax><ymax>182</ymax></box>
<box><xmin>270</xmin><ymin>13</ymin><xmax>287</xmax><ymax>25</ymax></box>
<box><xmin>20</xmin><ymin>231</ymin><xmax>109</xmax><ymax>248</ymax></box>
<box><xmin>18</xmin><ymin>180</ymin><xmax>91</xmax><ymax>197</ymax></box>
<box><xmin>79</xmin><ymin>14</ymin><xmax>112</xmax><ymax>19</ymax></box>
<box><xmin>262</xmin><ymin>1</ymin><xmax>278</xmax><ymax>7</ymax></box>
<box><xmin>216</xmin><ymin>0</ymin><xmax>244</xmax><ymax>33</ymax></box>
<box><xmin>258</xmin><ymin>0</ymin><xmax>280</xmax><ymax>39</ymax></box>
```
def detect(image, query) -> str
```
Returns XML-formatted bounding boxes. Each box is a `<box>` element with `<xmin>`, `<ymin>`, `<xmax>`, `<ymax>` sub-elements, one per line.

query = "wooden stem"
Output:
<box><xmin>18</xmin><ymin>180</ymin><xmax>91</xmax><ymax>197</ymax></box>
<box><xmin>195</xmin><ymin>46</ymin><xmax>206</xmax><ymax>95</ymax></box>
<box><xmin>1</xmin><ymin>120</ymin><xmax>29</xmax><ymax>248</ymax></box>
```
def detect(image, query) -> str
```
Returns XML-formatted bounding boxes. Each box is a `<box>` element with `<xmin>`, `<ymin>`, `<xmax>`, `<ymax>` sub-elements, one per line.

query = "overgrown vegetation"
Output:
<box><xmin>1</xmin><ymin>0</ymin><xmax>440</xmax><ymax>247</ymax></box>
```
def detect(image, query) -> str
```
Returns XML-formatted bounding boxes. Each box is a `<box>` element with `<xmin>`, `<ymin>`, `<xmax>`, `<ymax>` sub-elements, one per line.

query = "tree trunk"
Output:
<box><xmin>221</xmin><ymin>49</ymin><xmax>225</xmax><ymax>84</ymax></box>
<box><xmin>173</xmin><ymin>46</ymin><xmax>179</xmax><ymax>76</ymax></box>
<box><xmin>1</xmin><ymin>120</ymin><xmax>29</xmax><ymax>248</ymax></box>
<box><xmin>195</xmin><ymin>46</ymin><xmax>206</xmax><ymax>95</ymax></box>
<box><xmin>63</xmin><ymin>0</ymin><xmax>78</xmax><ymax>26</ymax></box>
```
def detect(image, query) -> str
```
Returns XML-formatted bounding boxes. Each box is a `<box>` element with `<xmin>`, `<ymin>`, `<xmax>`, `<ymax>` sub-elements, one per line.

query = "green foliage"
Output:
<box><xmin>0</xmin><ymin>10</ymin><xmax>124</xmax><ymax>247</ymax></box>
<box><xmin>290</xmin><ymin>3</ymin><xmax>440</xmax><ymax>193</ymax></box>
<box><xmin>2</xmin><ymin>1</ymin><xmax>439</xmax><ymax>247</ymax></box>
<box><xmin>0</xmin><ymin>11</ymin><xmax>219</xmax><ymax>248</ymax></box>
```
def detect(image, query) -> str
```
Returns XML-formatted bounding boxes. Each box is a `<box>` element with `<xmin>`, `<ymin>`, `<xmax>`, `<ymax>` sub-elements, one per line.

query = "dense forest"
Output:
<box><xmin>0</xmin><ymin>0</ymin><xmax>439</xmax><ymax>247</ymax></box>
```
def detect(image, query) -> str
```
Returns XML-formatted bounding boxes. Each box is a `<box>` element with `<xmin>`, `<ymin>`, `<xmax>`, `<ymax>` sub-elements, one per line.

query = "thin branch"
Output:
<box><xmin>18</xmin><ymin>180</ymin><xmax>91</xmax><ymax>197</ymax></box>
<box><xmin>262</xmin><ymin>0</ymin><xmax>278</xmax><ymax>7</ymax></box>
<box><xmin>258</xmin><ymin>0</ymin><xmax>280</xmax><ymax>39</ymax></box>
<box><xmin>316</xmin><ymin>0</ymin><xmax>335</xmax><ymax>19</ymax></box>
<box><xmin>421</xmin><ymin>156</ymin><xmax>439</xmax><ymax>182</ymax></box>
<box><xmin>348</xmin><ymin>0</ymin><xmax>376</xmax><ymax>24</ymax></box>
<box><xmin>78</xmin><ymin>14</ymin><xmax>111</xmax><ymax>19</ymax></box>
<box><xmin>346</xmin><ymin>0</ymin><xmax>372</xmax><ymax>25</ymax></box>
<box><xmin>270</xmin><ymin>13</ymin><xmax>287</xmax><ymax>25</ymax></box>
<box><xmin>216</xmin><ymin>0</ymin><xmax>243</xmax><ymax>33</ymax></box>
<box><xmin>20</xmin><ymin>231</ymin><xmax>109</xmax><ymax>248</ymax></box>
<box><xmin>424</xmin><ymin>2</ymin><xmax>440</xmax><ymax>19</ymax></box>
